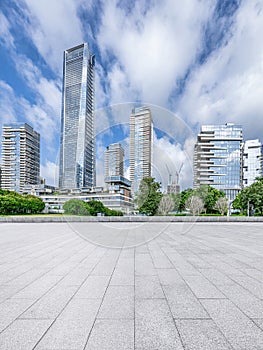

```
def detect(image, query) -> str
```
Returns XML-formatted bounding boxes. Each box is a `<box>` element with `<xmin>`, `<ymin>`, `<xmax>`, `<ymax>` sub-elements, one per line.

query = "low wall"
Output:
<box><xmin>1</xmin><ymin>216</ymin><xmax>263</xmax><ymax>223</ymax></box>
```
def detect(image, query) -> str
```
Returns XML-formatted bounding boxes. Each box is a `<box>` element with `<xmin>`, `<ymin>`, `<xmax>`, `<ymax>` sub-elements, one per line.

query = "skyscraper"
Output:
<box><xmin>59</xmin><ymin>43</ymin><xmax>95</xmax><ymax>189</ymax></box>
<box><xmin>130</xmin><ymin>106</ymin><xmax>152</xmax><ymax>193</ymax></box>
<box><xmin>194</xmin><ymin>123</ymin><xmax>242</xmax><ymax>200</ymax></box>
<box><xmin>1</xmin><ymin>123</ymin><xmax>40</xmax><ymax>192</ymax></box>
<box><xmin>243</xmin><ymin>139</ymin><xmax>263</xmax><ymax>187</ymax></box>
<box><xmin>104</xmin><ymin>143</ymin><xmax>124</xmax><ymax>178</ymax></box>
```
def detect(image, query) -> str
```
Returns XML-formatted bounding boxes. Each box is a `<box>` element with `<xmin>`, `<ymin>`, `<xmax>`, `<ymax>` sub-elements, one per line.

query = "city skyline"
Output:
<box><xmin>0</xmin><ymin>1</ymin><xmax>263</xmax><ymax>188</ymax></box>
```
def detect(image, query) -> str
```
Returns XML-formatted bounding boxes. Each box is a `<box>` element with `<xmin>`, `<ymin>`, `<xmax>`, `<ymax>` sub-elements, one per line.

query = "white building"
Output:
<box><xmin>194</xmin><ymin>123</ymin><xmax>243</xmax><ymax>200</ymax></box>
<box><xmin>1</xmin><ymin>123</ymin><xmax>40</xmax><ymax>192</ymax></box>
<box><xmin>243</xmin><ymin>139</ymin><xmax>263</xmax><ymax>187</ymax></box>
<box><xmin>130</xmin><ymin>106</ymin><xmax>152</xmax><ymax>193</ymax></box>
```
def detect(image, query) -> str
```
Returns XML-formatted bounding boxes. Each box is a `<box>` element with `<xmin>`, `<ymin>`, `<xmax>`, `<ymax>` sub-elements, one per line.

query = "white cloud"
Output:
<box><xmin>40</xmin><ymin>161</ymin><xmax>58</xmax><ymax>186</ymax></box>
<box><xmin>152</xmin><ymin>132</ymin><xmax>194</xmax><ymax>191</ymax></box>
<box><xmin>177</xmin><ymin>1</ymin><xmax>263</xmax><ymax>140</ymax></box>
<box><xmin>98</xmin><ymin>0</ymin><xmax>214</xmax><ymax>106</ymax></box>
<box><xmin>0</xmin><ymin>81</ymin><xmax>17</xmax><ymax>126</ymax></box>
<box><xmin>0</xmin><ymin>11</ymin><xmax>14</xmax><ymax>48</ymax></box>
<box><xmin>0</xmin><ymin>80</ymin><xmax>58</xmax><ymax>153</ymax></box>
<box><xmin>21</xmin><ymin>0</ymin><xmax>84</xmax><ymax>73</ymax></box>
<box><xmin>14</xmin><ymin>55</ymin><xmax>61</xmax><ymax>115</ymax></box>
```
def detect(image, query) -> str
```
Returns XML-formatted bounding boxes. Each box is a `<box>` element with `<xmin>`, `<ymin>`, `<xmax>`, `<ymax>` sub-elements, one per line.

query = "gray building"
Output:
<box><xmin>130</xmin><ymin>106</ymin><xmax>152</xmax><ymax>193</ymax></box>
<box><xmin>1</xmin><ymin>123</ymin><xmax>40</xmax><ymax>192</ymax></box>
<box><xmin>194</xmin><ymin>123</ymin><xmax>242</xmax><ymax>200</ymax></box>
<box><xmin>104</xmin><ymin>143</ymin><xmax>124</xmax><ymax>178</ymax></box>
<box><xmin>59</xmin><ymin>43</ymin><xmax>95</xmax><ymax>189</ymax></box>
<box><xmin>243</xmin><ymin>139</ymin><xmax>263</xmax><ymax>187</ymax></box>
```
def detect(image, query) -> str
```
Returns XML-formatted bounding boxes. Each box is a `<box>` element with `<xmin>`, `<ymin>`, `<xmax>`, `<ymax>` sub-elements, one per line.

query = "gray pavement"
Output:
<box><xmin>0</xmin><ymin>222</ymin><xmax>263</xmax><ymax>349</ymax></box>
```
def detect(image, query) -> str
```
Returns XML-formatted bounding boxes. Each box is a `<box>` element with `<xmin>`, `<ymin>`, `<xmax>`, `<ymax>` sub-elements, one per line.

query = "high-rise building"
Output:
<box><xmin>1</xmin><ymin>123</ymin><xmax>40</xmax><ymax>192</ymax></box>
<box><xmin>104</xmin><ymin>143</ymin><xmax>124</xmax><ymax>178</ymax></box>
<box><xmin>130</xmin><ymin>106</ymin><xmax>152</xmax><ymax>193</ymax></box>
<box><xmin>243</xmin><ymin>139</ymin><xmax>263</xmax><ymax>187</ymax></box>
<box><xmin>194</xmin><ymin>123</ymin><xmax>242</xmax><ymax>200</ymax></box>
<box><xmin>59</xmin><ymin>43</ymin><xmax>95</xmax><ymax>189</ymax></box>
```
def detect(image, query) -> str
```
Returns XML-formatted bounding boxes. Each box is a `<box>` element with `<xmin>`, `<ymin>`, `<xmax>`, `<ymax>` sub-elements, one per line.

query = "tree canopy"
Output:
<box><xmin>136</xmin><ymin>177</ymin><xmax>162</xmax><ymax>216</ymax></box>
<box><xmin>63</xmin><ymin>199</ymin><xmax>123</xmax><ymax>216</ymax></box>
<box><xmin>0</xmin><ymin>190</ymin><xmax>45</xmax><ymax>215</ymax></box>
<box><xmin>233</xmin><ymin>177</ymin><xmax>263</xmax><ymax>215</ymax></box>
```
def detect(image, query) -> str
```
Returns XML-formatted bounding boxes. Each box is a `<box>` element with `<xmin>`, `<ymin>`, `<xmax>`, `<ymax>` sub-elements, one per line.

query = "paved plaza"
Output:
<box><xmin>1</xmin><ymin>222</ymin><xmax>263</xmax><ymax>349</ymax></box>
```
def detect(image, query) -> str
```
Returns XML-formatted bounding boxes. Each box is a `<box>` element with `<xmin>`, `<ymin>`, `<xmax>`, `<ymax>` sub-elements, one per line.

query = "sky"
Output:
<box><xmin>0</xmin><ymin>0</ymin><xmax>263</xmax><ymax>190</ymax></box>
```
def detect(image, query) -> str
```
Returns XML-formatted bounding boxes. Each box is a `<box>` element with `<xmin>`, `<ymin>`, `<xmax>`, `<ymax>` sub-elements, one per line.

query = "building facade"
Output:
<box><xmin>130</xmin><ymin>106</ymin><xmax>152</xmax><ymax>193</ymax></box>
<box><xmin>104</xmin><ymin>143</ymin><xmax>124</xmax><ymax>178</ymax></box>
<box><xmin>243</xmin><ymin>139</ymin><xmax>263</xmax><ymax>187</ymax></box>
<box><xmin>41</xmin><ymin>189</ymin><xmax>134</xmax><ymax>215</ymax></box>
<box><xmin>59</xmin><ymin>43</ymin><xmax>95</xmax><ymax>189</ymax></box>
<box><xmin>1</xmin><ymin>123</ymin><xmax>40</xmax><ymax>192</ymax></box>
<box><xmin>194</xmin><ymin>123</ymin><xmax>242</xmax><ymax>200</ymax></box>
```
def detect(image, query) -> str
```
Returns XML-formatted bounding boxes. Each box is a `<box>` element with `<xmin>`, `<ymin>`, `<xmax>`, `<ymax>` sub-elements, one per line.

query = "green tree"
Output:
<box><xmin>63</xmin><ymin>199</ymin><xmax>90</xmax><ymax>215</ymax></box>
<box><xmin>0</xmin><ymin>191</ymin><xmax>45</xmax><ymax>215</ymax></box>
<box><xmin>136</xmin><ymin>177</ymin><xmax>162</xmax><ymax>216</ymax></box>
<box><xmin>178</xmin><ymin>188</ymin><xmax>194</xmax><ymax>212</ymax></box>
<box><xmin>194</xmin><ymin>185</ymin><xmax>225</xmax><ymax>213</ymax></box>
<box><xmin>85</xmin><ymin>200</ymin><xmax>123</xmax><ymax>216</ymax></box>
<box><xmin>233</xmin><ymin>177</ymin><xmax>263</xmax><ymax>215</ymax></box>
<box><xmin>170</xmin><ymin>193</ymin><xmax>181</xmax><ymax>212</ymax></box>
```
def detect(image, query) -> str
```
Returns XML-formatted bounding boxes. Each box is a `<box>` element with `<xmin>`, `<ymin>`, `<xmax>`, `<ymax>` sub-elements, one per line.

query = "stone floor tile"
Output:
<box><xmin>85</xmin><ymin>319</ymin><xmax>134</xmax><ymax>350</ymax></box>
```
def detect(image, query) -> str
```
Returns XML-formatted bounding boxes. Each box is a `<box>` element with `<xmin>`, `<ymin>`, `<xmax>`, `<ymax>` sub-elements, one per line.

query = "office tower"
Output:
<box><xmin>194</xmin><ymin>123</ymin><xmax>242</xmax><ymax>200</ymax></box>
<box><xmin>1</xmin><ymin>123</ymin><xmax>40</xmax><ymax>192</ymax></box>
<box><xmin>243</xmin><ymin>139</ymin><xmax>263</xmax><ymax>187</ymax></box>
<box><xmin>59</xmin><ymin>43</ymin><xmax>95</xmax><ymax>189</ymax></box>
<box><xmin>104</xmin><ymin>143</ymin><xmax>124</xmax><ymax>178</ymax></box>
<box><xmin>130</xmin><ymin>106</ymin><xmax>152</xmax><ymax>193</ymax></box>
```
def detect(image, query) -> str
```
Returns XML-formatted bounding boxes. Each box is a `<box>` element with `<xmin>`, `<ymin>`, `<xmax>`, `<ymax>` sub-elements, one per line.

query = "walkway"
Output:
<box><xmin>0</xmin><ymin>222</ymin><xmax>263</xmax><ymax>349</ymax></box>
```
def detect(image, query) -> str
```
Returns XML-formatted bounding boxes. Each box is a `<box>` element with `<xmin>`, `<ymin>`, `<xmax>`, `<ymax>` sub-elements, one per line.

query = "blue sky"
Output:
<box><xmin>0</xmin><ymin>0</ymin><xmax>263</xmax><ymax>188</ymax></box>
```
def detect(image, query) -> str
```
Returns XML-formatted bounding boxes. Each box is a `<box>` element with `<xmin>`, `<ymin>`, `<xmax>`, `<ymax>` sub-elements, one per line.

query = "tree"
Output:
<box><xmin>86</xmin><ymin>200</ymin><xmax>105</xmax><ymax>216</ymax></box>
<box><xmin>157</xmin><ymin>195</ymin><xmax>174</xmax><ymax>215</ymax></box>
<box><xmin>85</xmin><ymin>200</ymin><xmax>123</xmax><ymax>216</ymax></box>
<box><xmin>233</xmin><ymin>177</ymin><xmax>263</xmax><ymax>215</ymax></box>
<box><xmin>137</xmin><ymin>177</ymin><xmax>162</xmax><ymax>216</ymax></box>
<box><xmin>0</xmin><ymin>190</ymin><xmax>45</xmax><ymax>215</ymax></box>
<box><xmin>170</xmin><ymin>193</ymin><xmax>181</xmax><ymax>212</ymax></box>
<box><xmin>186</xmin><ymin>195</ymin><xmax>204</xmax><ymax>215</ymax></box>
<box><xmin>215</xmin><ymin>197</ymin><xmax>228</xmax><ymax>215</ymax></box>
<box><xmin>178</xmin><ymin>188</ymin><xmax>194</xmax><ymax>212</ymax></box>
<box><xmin>63</xmin><ymin>199</ymin><xmax>90</xmax><ymax>215</ymax></box>
<box><xmin>194</xmin><ymin>185</ymin><xmax>225</xmax><ymax>213</ymax></box>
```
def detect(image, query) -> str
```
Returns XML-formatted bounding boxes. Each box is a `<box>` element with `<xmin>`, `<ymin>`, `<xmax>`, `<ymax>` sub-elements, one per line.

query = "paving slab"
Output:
<box><xmin>0</xmin><ymin>319</ymin><xmax>52</xmax><ymax>350</ymax></box>
<box><xmin>176</xmin><ymin>319</ymin><xmax>233</xmax><ymax>350</ymax></box>
<box><xmin>86</xmin><ymin>319</ymin><xmax>134</xmax><ymax>350</ymax></box>
<box><xmin>135</xmin><ymin>299</ymin><xmax>184</xmax><ymax>350</ymax></box>
<box><xmin>1</xmin><ymin>222</ymin><xmax>263</xmax><ymax>349</ymax></box>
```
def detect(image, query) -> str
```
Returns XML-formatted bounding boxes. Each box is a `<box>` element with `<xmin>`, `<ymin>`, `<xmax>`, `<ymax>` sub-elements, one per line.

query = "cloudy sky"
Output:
<box><xmin>0</xmin><ymin>0</ymin><xmax>263</xmax><ymax>189</ymax></box>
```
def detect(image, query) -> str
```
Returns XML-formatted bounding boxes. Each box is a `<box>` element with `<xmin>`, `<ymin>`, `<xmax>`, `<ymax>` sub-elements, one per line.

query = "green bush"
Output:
<box><xmin>63</xmin><ymin>199</ymin><xmax>90</xmax><ymax>215</ymax></box>
<box><xmin>0</xmin><ymin>190</ymin><xmax>45</xmax><ymax>215</ymax></box>
<box><xmin>63</xmin><ymin>199</ymin><xmax>123</xmax><ymax>216</ymax></box>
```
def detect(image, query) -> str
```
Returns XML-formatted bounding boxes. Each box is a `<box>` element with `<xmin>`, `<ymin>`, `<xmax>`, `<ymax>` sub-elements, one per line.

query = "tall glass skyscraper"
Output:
<box><xmin>130</xmin><ymin>106</ymin><xmax>152</xmax><ymax>193</ymax></box>
<box><xmin>194</xmin><ymin>123</ymin><xmax>242</xmax><ymax>200</ymax></box>
<box><xmin>59</xmin><ymin>43</ymin><xmax>95</xmax><ymax>189</ymax></box>
<box><xmin>1</xmin><ymin>123</ymin><xmax>40</xmax><ymax>193</ymax></box>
